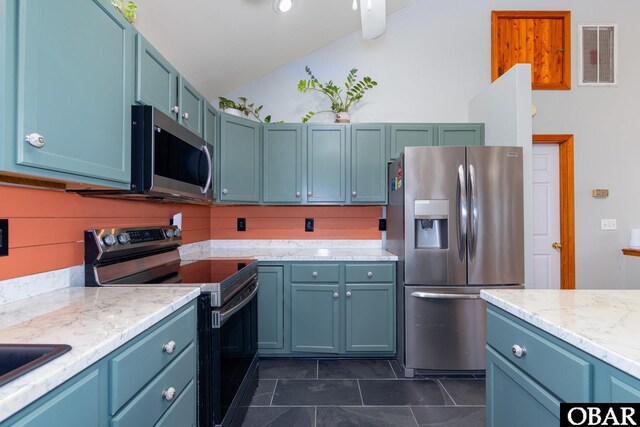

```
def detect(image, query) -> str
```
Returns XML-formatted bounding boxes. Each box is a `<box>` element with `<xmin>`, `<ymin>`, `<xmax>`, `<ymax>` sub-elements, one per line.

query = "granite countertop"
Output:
<box><xmin>0</xmin><ymin>286</ymin><xmax>200</xmax><ymax>422</ymax></box>
<box><xmin>481</xmin><ymin>289</ymin><xmax>640</xmax><ymax>379</ymax></box>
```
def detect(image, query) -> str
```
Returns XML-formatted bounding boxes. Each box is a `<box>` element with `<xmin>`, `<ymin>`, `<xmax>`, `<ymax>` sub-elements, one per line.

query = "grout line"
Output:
<box><xmin>317</xmin><ymin>359</ymin><xmax>319</xmax><ymax>379</ymax></box>
<box><xmin>408</xmin><ymin>406</ymin><xmax>420</xmax><ymax>427</ymax></box>
<box><xmin>356</xmin><ymin>379</ymin><xmax>365</xmax><ymax>406</ymax></box>
<box><xmin>269</xmin><ymin>379</ymin><xmax>278</xmax><ymax>406</ymax></box>
<box><xmin>314</xmin><ymin>406</ymin><xmax>318</xmax><ymax>427</ymax></box>
<box><xmin>389</xmin><ymin>360</ymin><xmax>398</xmax><ymax>379</ymax></box>
<box><xmin>437</xmin><ymin>379</ymin><xmax>457</xmax><ymax>406</ymax></box>
<box><xmin>261</xmin><ymin>404</ymin><xmax>486</xmax><ymax>408</ymax></box>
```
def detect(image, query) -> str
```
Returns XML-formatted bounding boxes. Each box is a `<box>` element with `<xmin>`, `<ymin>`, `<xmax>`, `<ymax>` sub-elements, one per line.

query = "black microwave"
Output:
<box><xmin>130</xmin><ymin>105</ymin><xmax>213</xmax><ymax>202</ymax></box>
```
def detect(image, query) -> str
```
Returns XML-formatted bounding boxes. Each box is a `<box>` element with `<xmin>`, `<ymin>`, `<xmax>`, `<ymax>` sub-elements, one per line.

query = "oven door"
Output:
<box><xmin>211</xmin><ymin>280</ymin><xmax>259</xmax><ymax>427</ymax></box>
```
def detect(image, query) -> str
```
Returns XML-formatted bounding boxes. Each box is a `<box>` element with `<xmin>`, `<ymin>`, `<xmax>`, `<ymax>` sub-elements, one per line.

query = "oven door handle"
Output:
<box><xmin>212</xmin><ymin>279</ymin><xmax>259</xmax><ymax>327</ymax></box>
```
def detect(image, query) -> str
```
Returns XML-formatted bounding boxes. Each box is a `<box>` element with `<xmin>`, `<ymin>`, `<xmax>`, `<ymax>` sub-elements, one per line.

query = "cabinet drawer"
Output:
<box><xmin>487</xmin><ymin>308</ymin><xmax>592</xmax><ymax>402</ymax></box>
<box><xmin>154</xmin><ymin>379</ymin><xmax>196</xmax><ymax>427</ymax></box>
<box><xmin>110</xmin><ymin>303</ymin><xmax>196</xmax><ymax>414</ymax></box>
<box><xmin>111</xmin><ymin>342</ymin><xmax>196</xmax><ymax>427</ymax></box>
<box><xmin>291</xmin><ymin>264</ymin><xmax>340</xmax><ymax>283</ymax></box>
<box><xmin>345</xmin><ymin>264</ymin><xmax>394</xmax><ymax>283</ymax></box>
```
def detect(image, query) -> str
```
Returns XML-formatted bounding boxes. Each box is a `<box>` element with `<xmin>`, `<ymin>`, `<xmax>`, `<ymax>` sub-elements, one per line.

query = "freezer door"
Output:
<box><xmin>466</xmin><ymin>146</ymin><xmax>524</xmax><ymax>285</ymax></box>
<box><xmin>403</xmin><ymin>147</ymin><xmax>467</xmax><ymax>285</ymax></box>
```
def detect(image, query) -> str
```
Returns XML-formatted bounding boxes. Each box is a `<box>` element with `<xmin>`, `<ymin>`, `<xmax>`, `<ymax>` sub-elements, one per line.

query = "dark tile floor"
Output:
<box><xmin>241</xmin><ymin>359</ymin><xmax>485</xmax><ymax>427</ymax></box>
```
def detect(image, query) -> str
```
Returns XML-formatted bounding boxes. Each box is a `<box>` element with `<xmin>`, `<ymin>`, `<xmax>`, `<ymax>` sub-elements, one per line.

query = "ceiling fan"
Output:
<box><xmin>272</xmin><ymin>0</ymin><xmax>387</xmax><ymax>40</ymax></box>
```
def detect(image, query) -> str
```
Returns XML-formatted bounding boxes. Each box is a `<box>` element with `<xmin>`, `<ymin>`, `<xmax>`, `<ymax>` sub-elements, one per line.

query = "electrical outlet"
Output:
<box><xmin>378</xmin><ymin>218</ymin><xmax>387</xmax><ymax>231</ymax></box>
<box><xmin>0</xmin><ymin>219</ymin><xmax>8</xmax><ymax>256</ymax></box>
<box><xmin>305</xmin><ymin>218</ymin><xmax>314</xmax><ymax>232</ymax></box>
<box><xmin>601</xmin><ymin>219</ymin><xmax>617</xmax><ymax>231</ymax></box>
<box><xmin>237</xmin><ymin>218</ymin><xmax>246</xmax><ymax>232</ymax></box>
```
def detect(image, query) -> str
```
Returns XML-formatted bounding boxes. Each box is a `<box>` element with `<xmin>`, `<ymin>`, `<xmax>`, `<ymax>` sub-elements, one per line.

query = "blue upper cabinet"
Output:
<box><xmin>11</xmin><ymin>0</ymin><xmax>134</xmax><ymax>187</ymax></box>
<box><xmin>135</xmin><ymin>34</ymin><xmax>179</xmax><ymax>119</ymax></box>
<box><xmin>178</xmin><ymin>77</ymin><xmax>205</xmax><ymax>138</ymax></box>
<box><xmin>350</xmin><ymin>125</ymin><xmax>387</xmax><ymax>204</ymax></box>
<box><xmin>204</xmin><ymin>103</ymin><xmax>218</xmax><ymax>200</ymax></box>
<box><xmin>219</xmin><ymin>113</ymin><xmax>261</xmax><ymax>203</ymax></box>
<box><xmin>389</xmin><ymin>124</ymin><xmax>435</xmax><ymax>160</ymax></box>
<box><xmin>262</xmin><ymin>124</ymin><xmax>304</xmax><ymax>204</ymax></box>
<box><xmin>307</xmin><ymin>125</ymin><xmax>347</xmax><ymax>204</ymax></box>
<box><xmin>437</xmin><ymin>124</ymin><xmax>485</xmax><ymax>147</ymax></box>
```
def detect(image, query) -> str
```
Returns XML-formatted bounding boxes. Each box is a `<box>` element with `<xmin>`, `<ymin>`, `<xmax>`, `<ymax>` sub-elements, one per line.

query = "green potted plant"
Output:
<box><xmin>297</xmin><ymin>66</ymin><xmax>378</xmax><ymax>123</ymax></box>
<box><xmin>110</xmin><ymin>0</ymin><xmax>138</xmax><ymax>23</ymax></box>
<box><xmin>218</xmin><ymin>97</ymin><xmax>272</xmax><ymax>123</ymax></box>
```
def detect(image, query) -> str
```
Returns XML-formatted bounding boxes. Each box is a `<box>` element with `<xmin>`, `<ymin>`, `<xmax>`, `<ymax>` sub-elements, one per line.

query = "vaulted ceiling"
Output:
<box><xmin>132</xmin><ymin>0</ymin><xmax>414</xmax><ymax>100</ymax></box>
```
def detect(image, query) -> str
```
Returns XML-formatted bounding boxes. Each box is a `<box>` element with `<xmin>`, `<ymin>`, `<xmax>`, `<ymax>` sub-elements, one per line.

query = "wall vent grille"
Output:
<box><xmin>579</xmin><ymin>24</ymin><xmax>617</xmax><ymax>86</ymax></box>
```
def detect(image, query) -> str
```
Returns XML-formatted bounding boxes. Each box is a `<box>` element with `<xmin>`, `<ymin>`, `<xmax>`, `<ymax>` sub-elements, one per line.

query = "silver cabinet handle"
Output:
<box><xmin>222</xmin><ymin>189</ymin><xmax>228</xmax><ymax>195</ymax></box>
<box><xmin>25</xmin><ymin>133</ymin><xmax>45</xmax><ymax>148</ymax></box>
<box><xmin>162</xmin><ymin>387</ymin><xmax>176</xmax><ymax>401</ymax></box>
<box><xmin>162</xmin><ymin>340</ymin><xmax>176</xmax><ymax>354</ymax></box>
<box><xmin>171</xmin><ymin>106</ymin><xmax>180</xmax><ymax>114</ymax></box>
<box><xmin>367</xmin><ymin>272</ymin><xmax>373</xmax><ymax>277</ymax></box>
<box><xmin>512</xmin><ymin>344</ymin><xmax>527</xmax><ymax>358</ymax></box>
<box><xmin>352</xmin><ymin>191</ymin><xmax>357</xmax><ymax>197</ymax></box>
<box><xmin>411</xmin><ymin>292</ymin><xmax>480</xmax><ymax>300</ymax></box>
<box><xmin>333</xmin><ymin>292</ymin><xmax>339</xmax><ymax>298</ymax></box>
<box><xmin>182</xmin><ymin>112</ymin><xmax>189</xmax><ymax>120</ymax></box>
<box><xmin>308</xmin><ymin>191</ymin><xmax>312</xmax><ymax>196</ymax></box>
<box><xmin>346</xmin><ymin>291</ymin><xmax>352</xmax><ymax>297</ymax></box>
<box><xmin>295</xmin><ymin>191</ymin><xmax>301</xmax><ymax>198</ymax></box>
<box><xmin>312</xmin><ymin>272</ymin><xmax>318</xmax><ymax>277</ymax></box>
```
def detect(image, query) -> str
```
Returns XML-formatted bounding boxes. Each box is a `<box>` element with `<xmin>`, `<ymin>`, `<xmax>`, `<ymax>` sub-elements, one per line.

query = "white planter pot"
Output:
<box><xmin>224</xmin><ymin>108</ymin><xmax>244</xmax><ymax>118</ymax></box>
<box><xmin>335</xmin><ymin>111</ymin><xmax>351</xmax><ymax>123</ymax></box>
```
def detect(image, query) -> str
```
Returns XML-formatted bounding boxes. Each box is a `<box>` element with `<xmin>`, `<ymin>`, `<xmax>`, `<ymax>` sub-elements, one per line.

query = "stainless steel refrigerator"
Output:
<box><xmin>387</xmin><ymin>146</ymin><xmax>524</xmax><ymax>377</ymax></box>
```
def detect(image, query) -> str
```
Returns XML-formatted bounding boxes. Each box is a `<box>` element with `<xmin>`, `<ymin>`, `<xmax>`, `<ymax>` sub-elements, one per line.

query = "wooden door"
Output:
<box><xmin>492</xmin><ymin>11</ymin><xmax>571</xmax><ymax>90</ymax></box>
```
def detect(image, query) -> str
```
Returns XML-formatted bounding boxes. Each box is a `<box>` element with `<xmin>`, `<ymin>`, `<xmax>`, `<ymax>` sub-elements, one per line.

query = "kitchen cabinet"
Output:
<box><xmin>135</xmin><ymin>34</ymin><xmax>179</xmax><ymax>119</ymax></box>
<box><xmin>219</xmin><ymin>113</ymin><xmax>261</xmax><ymax>203</ymax></box>
<box><xmin>437</xmin><ymin>124</ymin><xmax>485</xmax><ymax>147</ymax></box>
<box><xmin>0</xmin><ymin>301</ymin><xmax>197</xmax><ymax>427</ymax></box>
<box><xmin>306</xmin><ymin>125</ymin><xmax>347</xmax><ymax>203</ymax></box>
<box><xmin>257</xmin><ymin>266</ymin><xmax>285</xmax><ymax>350</ymax></box>
<box><xmin>291</xmin><ymin>282</ymin><xmax>341</xmax><ymax>354</ymax></box>
<box><xmin>204</xmin><ymin>103</ymin><xmax>218</xmax><ymax>200</ymax></box>
<box><xmin>178</xmin><ymin>77</ymin><xmax>205</xmax><ymax>138</ymax></box>
<box><xmin>389</xmin><ymin>124</ymin><xmax>435</xmax><ymax>160</ymax></box>
<box><xmin>486</xmin><ymin>304</ymin><xmax>640</xmax><ymax>426</ymax></box>
<box><xmin>2</xmin><ymin>0</ymin><xmax>134</xmax><ymax>188</ymax></box>
<box><xmin>262</xmin><ymin>124</ymin><xmax>304</xmax><ymax>204</ymax></box>
<box><xmin>350</xmin><ymin>125</ymin><xmax>387</xmax><ymax>204</ymax></box>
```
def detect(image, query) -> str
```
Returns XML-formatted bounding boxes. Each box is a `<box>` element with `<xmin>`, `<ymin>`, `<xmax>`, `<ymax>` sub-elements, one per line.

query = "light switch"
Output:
<box><xmin>601</xmin><ymin>219</ymin><xmax>617</xmax><ymax>231</ymax></box>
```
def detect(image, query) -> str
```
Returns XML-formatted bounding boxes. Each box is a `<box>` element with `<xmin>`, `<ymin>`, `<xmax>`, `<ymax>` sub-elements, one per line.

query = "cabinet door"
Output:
<box><xmin>389</xmin><ymin>124</ymin><xmax>435</xmax><ymax>160</ymax></box>
<box><xmin>350</xmin><ymin>125</ymin><xmax>386</xmax><ymax>204</ymax></box>
<box><xmin>307</xmin><ymin>125</ymin><xmax>346</xmax><ymax>203</ymax></box>
<box><xmin>263</xmin><ymin>125</ymin><xmax>303</xmax><ymax>203</ymax></box>
<box><xmin>437</xmin><ymin>124</ymin><xmax>484</xmax><ymax>147</ymax></box>
<box><xmin>219</xmin><ymin>114</ymin><xmax>261</xmax><ymax>203</ymax></box>
<box><xmin>8</xmin><ymin>368</ymin><xmax>102</xmax><ymax>427</ymax></box>
<box><xmin>486</xmin><ymin>347</ymin><xmax>560</xmax><ymax>427</ymax></box>
<box><xmin>204</xmin><ymin>103</ymin><xmax>217</xmax><ymax>200</ymax></box>
<box><xmin>15</xmin><ymin>0</ymin><xmax>133</xmax><ymax>186</ymax></box>
<box><xmin>178</xmin><ymin>76</ymin><xmax>204</xmax><ymax>138</ymax></box>
<box><xmin>345</xmin><ymin>283</ymin><xmax>395</xmax><ymax>352</ymax></box>
<box><xmin>291</xmin><ymin>283</ymin><xmax>339</xmax><ymax>353</ymax></box>
<box><xmin>135</xmin><ymin>34</ymin><xmax>178</xmax><ymax>119</ymax></box>
<box><xmin>258</xmin><ymin>266</ymin><xmax>284</xmax><ymax>350</ymax></box>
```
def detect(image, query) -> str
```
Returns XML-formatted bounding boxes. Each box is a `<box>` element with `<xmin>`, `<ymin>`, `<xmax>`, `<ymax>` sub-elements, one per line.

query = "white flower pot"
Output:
<box><xmin>335</xmin><ymin>111</ymin><xmax>351</xmax><ymax>123</ymax></box>
<box><xmin>224</xmin><ymin>108</ymin><xmax>244</xmax><ymax>118</ymax></box>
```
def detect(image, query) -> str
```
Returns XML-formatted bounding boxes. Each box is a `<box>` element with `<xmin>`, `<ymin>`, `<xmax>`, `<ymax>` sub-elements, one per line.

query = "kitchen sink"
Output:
<box><xmin>0</xmin><ymin>344</ymin><xmax>71</xmax><ymax>387</ymax></box>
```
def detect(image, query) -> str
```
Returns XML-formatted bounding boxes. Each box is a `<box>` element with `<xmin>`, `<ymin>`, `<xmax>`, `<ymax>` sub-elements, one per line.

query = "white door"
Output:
<box><xmin>532</xmin><ymin>144</ymin><xmax>561</xmax><ymax>289</ymax></box>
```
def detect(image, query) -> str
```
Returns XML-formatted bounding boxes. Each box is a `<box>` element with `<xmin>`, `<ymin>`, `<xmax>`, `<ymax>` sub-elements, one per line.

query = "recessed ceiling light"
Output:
<box><xmin>273</xmin><ymin>0</ymin><xmax>293</xmax><ymax>14</ymax></box>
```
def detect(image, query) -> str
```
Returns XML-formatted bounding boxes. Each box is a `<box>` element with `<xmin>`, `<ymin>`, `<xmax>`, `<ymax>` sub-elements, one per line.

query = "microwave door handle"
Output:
<box><xmin>201</xmin><ymin>144</ymin><xmax>213</xmax><ymax>195</ymax></box>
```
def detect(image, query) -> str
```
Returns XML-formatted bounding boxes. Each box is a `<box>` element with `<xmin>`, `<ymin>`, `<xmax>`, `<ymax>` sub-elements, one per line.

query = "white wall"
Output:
<box><xmin>469</xmin><ymin>65</ymin><xmax>534</xmax><ymax>287</ymax></box>
<box><xmin>226</xmin><ymin>0</ymin><xmax>640</xmax><ymax>289</ymax></box>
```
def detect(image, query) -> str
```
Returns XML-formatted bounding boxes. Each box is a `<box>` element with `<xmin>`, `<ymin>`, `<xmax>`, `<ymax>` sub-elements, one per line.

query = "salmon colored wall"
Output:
<box><xmin>0</xmin><ymin>185</ymin><xmax>210</xmax><ymax>281</ymax></box>
<box><xmin>210</xmin><ymin>206</ymin><xmax>382</xmax><ymax>240</ymax></box>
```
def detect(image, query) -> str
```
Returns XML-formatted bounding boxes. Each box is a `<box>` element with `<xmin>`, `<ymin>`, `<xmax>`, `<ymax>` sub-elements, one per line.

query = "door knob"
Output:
<box><xmin>171</xmin><ymin>106</ymin><xmax>179</xmax><ymax>114</ymax></box>
<box><xmin>552</xmin><ymin>242</ymin><xmax>562</xmax><ymax>250</ymax></box>
<box><xmin>25</xmin><ymin>133</ymin><xmax>45</xmax><ymax>148</ymax></box>
<box><xmin>182</xmin><ymin>112</ymin><xmax>189</xmax><ymax>120</ymax></box>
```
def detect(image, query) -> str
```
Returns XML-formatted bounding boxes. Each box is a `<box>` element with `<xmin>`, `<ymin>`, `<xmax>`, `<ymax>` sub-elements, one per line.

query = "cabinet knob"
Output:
<box><xmin>346</xmin><ymin>291</ymin><xmax>352</xmax><ymax>297</ymax></box>
<box><xmin>312</xmin><ymin>272</ymin><xmax>318</xmax><ymax>277</ymax></box>
<box><xmin>222</xmin><ymin>189</ymin><xmax>228</xmax><ymax>195</ymax></box>
<box><xmin>352</xmin><ymin>191</ymin><xmax>357</xmax><ymax>197</ymax></box>
<box><xmin>307</xmin><ymin>191</ymin><xmax>312</xmax><ymax>196</ymax></box>
<box><xmin>25</xmin><ymin>133</ymin><xmax>45</xmax><ymax>148</ymax></box>
<box><xmin>162</xmin><ymin>340</ymin><xmax>176</xmax><ymax>354</ymax></box>
<box><xmin>333</xmin><ymin>292</ymin><xmax>339</xmax><ymax>298</ymax></box>
<box><xmin>182</xmin><ymin>112</ymin><xmax>189</xmax><ymax>120</ymax></box>
<box><xmin>367</xmin><ymin>272</ymin><xmax>373</xmax><ymax>278</ymax></box>
<box><xmin>511</xmin><ymin>344</ymin><xmax>527</xmax><ymax>358</ymax></box>
<box><xmin>295</xmin><ymin>191</ymin><xmax>301</xmax><ymax>198</ymax></box>
<box><xmin>171</xmin><ymin>106</ymin><xmax>180</xmax><ymax>114</ymax></box>
<box><xmin>162</xmin><ymin>387</ymin><xmax>176</xmax><ymax>401</ymax></box>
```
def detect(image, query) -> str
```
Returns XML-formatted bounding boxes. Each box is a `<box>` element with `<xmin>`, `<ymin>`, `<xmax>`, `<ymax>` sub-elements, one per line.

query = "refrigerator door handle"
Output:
<box><xmin>468</xmin><ymin>163</ymin><xmax>478</xmax><ymax>261</ymax></box>
<box><xmin>456</xmin><ymin>165</ymin><xmax>468</xmax><ymax>262</ymax></box>
<box><xmin>410</xmin><ymin>292</ymin><xmax>481</xmax><ymax>300</ymax></box>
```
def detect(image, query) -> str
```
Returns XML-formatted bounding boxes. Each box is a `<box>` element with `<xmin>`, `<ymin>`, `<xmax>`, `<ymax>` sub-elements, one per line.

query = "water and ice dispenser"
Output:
<box><xmin>414</xmin><ymin>200</ymin><xmax>448</xmax><ymax>249</ymax></box>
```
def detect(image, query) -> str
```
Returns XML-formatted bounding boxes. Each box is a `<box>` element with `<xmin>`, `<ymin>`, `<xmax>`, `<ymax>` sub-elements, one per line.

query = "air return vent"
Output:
<box><xmin>579</xmin><ymin>24</ymin><xmax>617</xmax><ymax>86</ymax></box>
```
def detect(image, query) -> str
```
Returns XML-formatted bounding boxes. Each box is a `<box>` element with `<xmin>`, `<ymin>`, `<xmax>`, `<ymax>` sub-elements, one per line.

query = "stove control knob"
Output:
<box><xmin>165</xmin><ymin>229</ymin><xmax>175</xmax><ymax>238</ymax></box>
<box><xmin>174</xmin><ymin>228</ymin><xmax>182</xmax><ymax>237</ymax></box>
<box><xmin>103</xmin><ymin>234</ymin><xmax>117</xmax><ymax>246</ymax></box>
<box><xmin>117</xmin><ymin>233</ymin><xmax>130</xmax><ymax>245</ymax></box>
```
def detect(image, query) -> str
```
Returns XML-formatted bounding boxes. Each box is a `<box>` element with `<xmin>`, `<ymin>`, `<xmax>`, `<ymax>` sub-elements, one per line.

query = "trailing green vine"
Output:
<box><xmin>218</xmin><ymin>97</ymin><xmax>273</xmax><ymax>123</ymax></box>
<box><xmin>111</xmin><ymin>0</ymin><xmax>138</xmax><ymax>23</ymax></box>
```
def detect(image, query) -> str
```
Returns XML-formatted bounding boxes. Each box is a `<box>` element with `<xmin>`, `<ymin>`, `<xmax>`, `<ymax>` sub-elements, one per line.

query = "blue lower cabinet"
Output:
<box><xmin>258</xmin><ymin>266</ymin><xmax>285</xmax><ymax>350</ymax></box>
<box><xmin>345</xmin><ymin>283</ymin><xmax>395</xmax><ymax>352</ymax></box>
<box><xmin>291</xmin><ymin>283</ymin><xmax>340</xmax><ymax>353</ymax></box>
<box><xmin>153</xmin><ymin>379</ymin><xmax>197</xmax><ymax>427</ymax></box>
